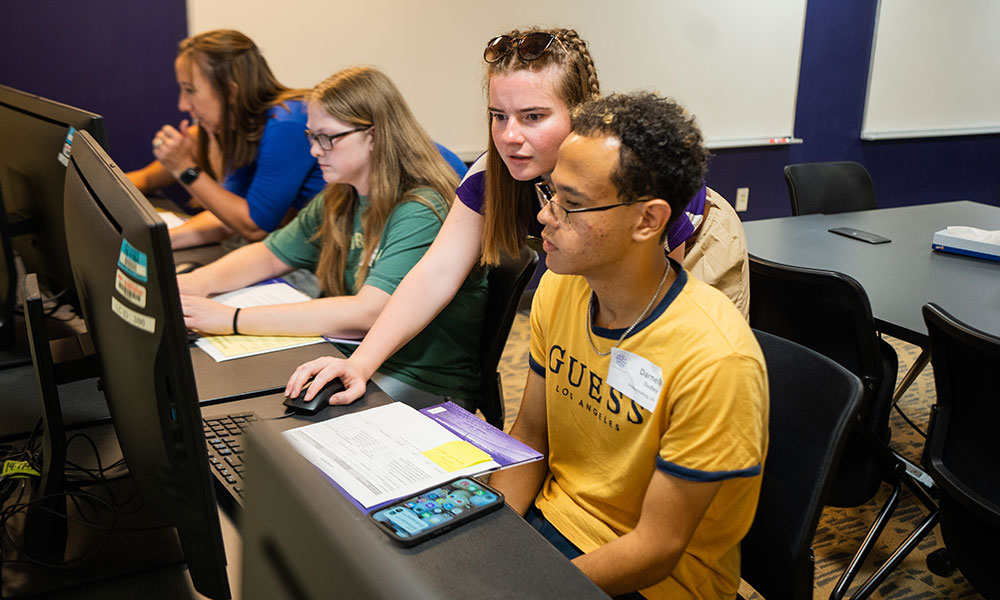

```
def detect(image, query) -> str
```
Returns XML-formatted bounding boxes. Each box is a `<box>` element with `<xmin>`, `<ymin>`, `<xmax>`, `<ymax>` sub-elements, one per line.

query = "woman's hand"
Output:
<box><xmin>284</xmin><ymin>356</ymin><xmax>369</xmax><ymax>406</ymax></box>
<box><xmin>181</xmin><ymin>295</ymin><xmax>236</xmax><ymax>335</ymax></box>
<box><xmin>176</xmin><ymin>271</ymin><xmax>211</xmax><ymax>297</ymax></box>
<box><xmin>153</xmin><ymin>119</ymin><xmax>198</xmax><ymax>178</ymax></box>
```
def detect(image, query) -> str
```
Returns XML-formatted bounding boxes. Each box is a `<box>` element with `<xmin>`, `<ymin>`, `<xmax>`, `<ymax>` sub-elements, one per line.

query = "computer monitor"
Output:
<box><xmin>0</xmin><ymin>84</ymin><xmax>107</xmax><ymax>295</ymax></box>
<box><xmin>61</xmin><ymin>130</ymin><xmax>230</xmax><ymax>599</ymax></box>
<box><xmin>242</xmin><ymin>422</ymin><xmax>437</xmax><ymax>600</ymax></box>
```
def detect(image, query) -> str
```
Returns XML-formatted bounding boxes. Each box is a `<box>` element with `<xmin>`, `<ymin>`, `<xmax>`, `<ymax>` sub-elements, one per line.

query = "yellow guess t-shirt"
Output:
<box><xmin>528</xmin><ymin>265</ymin><xmax>768</xmax><ymax>600</ymax></box>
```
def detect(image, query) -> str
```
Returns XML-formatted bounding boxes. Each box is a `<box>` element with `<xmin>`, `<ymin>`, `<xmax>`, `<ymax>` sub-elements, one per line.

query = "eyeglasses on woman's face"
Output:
<box><xmin>304</xmin><ymin>125</ymin><xmax>371</xmax><ymax>151</ymax></box>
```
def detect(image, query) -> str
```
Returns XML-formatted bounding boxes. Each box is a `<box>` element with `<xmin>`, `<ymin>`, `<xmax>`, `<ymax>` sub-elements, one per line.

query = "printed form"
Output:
<box><xmin>284</xmin><ymin>402</ymin><xmax>497</xmax><ymax>509</ymax></box>
<box><xmin>194</xmin><ymin>281</ymin><xmax>358</xmax><ymax>361</ymax></box>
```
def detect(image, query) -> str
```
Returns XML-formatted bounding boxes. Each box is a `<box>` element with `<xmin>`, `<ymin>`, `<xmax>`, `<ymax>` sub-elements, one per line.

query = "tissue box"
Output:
<box><xmin>932</xmin><ymin>229</ymin><xmax>1000</xmax><ymax>263</ymax></box>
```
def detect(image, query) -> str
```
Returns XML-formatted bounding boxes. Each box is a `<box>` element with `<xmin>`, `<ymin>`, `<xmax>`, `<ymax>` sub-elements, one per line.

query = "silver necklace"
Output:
<box><xmin>586</xmin><ymin>262</ymin><xmax>671</xmax><ymax>357</ymax></box>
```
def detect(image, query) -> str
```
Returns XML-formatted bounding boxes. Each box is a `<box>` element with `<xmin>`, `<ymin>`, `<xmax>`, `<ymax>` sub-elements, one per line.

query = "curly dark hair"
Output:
<box><xmin>570</xmin><ymin>92</ymin><xmax>708</xmax><ymax>229</ymax></box>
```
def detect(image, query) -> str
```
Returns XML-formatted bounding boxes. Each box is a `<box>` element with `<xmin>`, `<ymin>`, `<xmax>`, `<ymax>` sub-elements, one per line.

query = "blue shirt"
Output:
<box><xmin>434</xmin><ymin>142</ymin><xmax>468</xmax><ymax>179</ymax></box>
<box><xmin>223</xmin><ymin>100</ymin><xmax>326</xmax><ymax>232</ymax></box>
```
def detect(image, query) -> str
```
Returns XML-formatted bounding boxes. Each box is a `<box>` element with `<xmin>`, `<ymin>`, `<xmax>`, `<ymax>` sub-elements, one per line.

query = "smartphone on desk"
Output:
<box><xmin>828</xmin><ymin>226</ymin><xmax>891</xmax><ymax>244</ymax></box>
<box><xmin>370</xmin><ymin>477</ymin><xmax>504</xmax><ymax>546</ymax></box>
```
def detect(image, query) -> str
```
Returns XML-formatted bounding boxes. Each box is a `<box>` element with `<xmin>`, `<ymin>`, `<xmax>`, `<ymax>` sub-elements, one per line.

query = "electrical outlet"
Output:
<box><xmin>735</xmin><ymin>187</ymin><xmax>749</xmax><ymax>212</ymax></box>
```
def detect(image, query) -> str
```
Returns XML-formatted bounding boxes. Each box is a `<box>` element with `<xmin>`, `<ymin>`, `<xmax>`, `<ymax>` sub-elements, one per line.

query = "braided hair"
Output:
<box><xmin>480</xmin><ymin>27</ymin><xmax>600</xmax><ymax>266</ymax></box>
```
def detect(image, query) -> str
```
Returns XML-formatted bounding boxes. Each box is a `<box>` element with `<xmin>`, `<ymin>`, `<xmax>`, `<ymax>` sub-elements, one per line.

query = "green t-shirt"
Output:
<box><xmin>263</xmin><ymin>189</ymin><xmax>487</xmax><ymax>400</ymax></box>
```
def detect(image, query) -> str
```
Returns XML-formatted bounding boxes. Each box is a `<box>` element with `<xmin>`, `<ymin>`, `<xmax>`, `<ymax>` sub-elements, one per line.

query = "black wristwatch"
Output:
<box><xmin>178</xmin><ymin>166</ymin><xmax>201</xmax><ymax>186</ymax></box>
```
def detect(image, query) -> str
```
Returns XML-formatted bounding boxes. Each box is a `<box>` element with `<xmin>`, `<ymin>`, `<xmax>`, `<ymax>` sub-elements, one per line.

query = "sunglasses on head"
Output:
<box><xmin>484</xmin><ymin>32</ymin><xmax>559</xmax><ymax>63</ymax></box>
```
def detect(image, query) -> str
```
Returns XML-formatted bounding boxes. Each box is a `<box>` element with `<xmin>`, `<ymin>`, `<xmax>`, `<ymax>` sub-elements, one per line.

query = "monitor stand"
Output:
<box><xmin>0</xmin><ymin>195</ymin><xmax>30</xmax><ymax>369</ymax></box>
<box><xmin>1</xmin><ymin>274</ymin><xmax>188</xmax><ymax>597</ymax></box>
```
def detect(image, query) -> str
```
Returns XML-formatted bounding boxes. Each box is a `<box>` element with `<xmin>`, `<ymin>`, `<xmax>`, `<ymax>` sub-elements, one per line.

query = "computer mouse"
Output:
<box><xmin>283</xmin><ymin>378</ymin><xmax>347</xmax><ymax>415</ymax></box>
<box><xmin>175</xmin><ymin>261</ymin><xmax>202</xmax><ymax>275</ymax></box>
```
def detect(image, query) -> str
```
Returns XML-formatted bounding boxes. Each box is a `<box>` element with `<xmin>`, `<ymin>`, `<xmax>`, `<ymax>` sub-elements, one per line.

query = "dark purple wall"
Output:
<box><xmin>707</xmin><ymin>0</ymin><xmax>1000</xmax><ymax>220</ymax></box>
<box><xmin>0</xmin><ymin>1</ymin><xmax>187</xmax><ymax>172</ymax></box>
<box><xmin>2</xmin><ymin>0</ymin><xmax>998</xmax><ymax>220</ymax></box>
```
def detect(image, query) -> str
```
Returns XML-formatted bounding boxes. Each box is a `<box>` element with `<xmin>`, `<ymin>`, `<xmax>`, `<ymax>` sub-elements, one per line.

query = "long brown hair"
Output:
<box><xmin>480</xmin><ymin>27</ymin><xmax>600</xmax><ymax>266</ymax></box>
<box><xmin>310</xmin><ymin>67</ymin><xmax>459</xmax><ymax>296</ymax></box>
<box><xmin>177</xmin><ymin>29</ymin><xmax>306</xmax><ymax>178</ymax></box>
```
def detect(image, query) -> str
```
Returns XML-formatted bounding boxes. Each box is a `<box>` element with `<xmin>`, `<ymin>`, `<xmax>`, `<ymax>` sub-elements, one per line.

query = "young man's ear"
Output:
<box><xmin>633</xmin><ymin>199</ymin><xmax>672</xmax><ymax>243</ymax></box>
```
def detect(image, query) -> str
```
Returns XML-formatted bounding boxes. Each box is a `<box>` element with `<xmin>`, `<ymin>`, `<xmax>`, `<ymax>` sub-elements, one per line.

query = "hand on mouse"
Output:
<box><xmin>285</xmin><ymin>356</ymin><xmax>367</xmax><ymax>406</ymax></box>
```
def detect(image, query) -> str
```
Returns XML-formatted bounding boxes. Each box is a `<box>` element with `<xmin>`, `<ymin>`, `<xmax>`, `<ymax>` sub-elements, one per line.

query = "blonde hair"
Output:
<box><xmin>178</xmin><ymin>29</ymin><xmax>307</xmax><ymax>178</ymax></box>
<box><xmin>480</xmin><ymin>27</ymin><xmax>600</xmax><ymax>266</ymax></box>
<box><xmin>309</xmin><ymin>67</ymin><xmax>459</xmax><ymax>296</ymax></box>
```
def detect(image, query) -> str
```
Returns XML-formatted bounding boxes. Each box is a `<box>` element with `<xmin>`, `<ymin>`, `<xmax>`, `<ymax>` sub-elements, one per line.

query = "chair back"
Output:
<box><xmin>749</xmin><ymin>256</ymin><xmax>897</xmax><ymax>507</ymax></box>
<box><xmin>921</xmin><ymin>303</ymin><xmax>1000</xmax><ymax>597</ymax></box>
<box><xmin>476</xmin><ymin>245</ymin><xmax>538</xmax><ymax>429</ymax></box>
<box><xmin>783</xmin><ymin>161</ymin><xmax>877</xmax><ymax>216</ymax></box>
<box><xmin>741</xmin><ymin>329</ymin><xmax>863</xmax><ymax>600</ymax></box>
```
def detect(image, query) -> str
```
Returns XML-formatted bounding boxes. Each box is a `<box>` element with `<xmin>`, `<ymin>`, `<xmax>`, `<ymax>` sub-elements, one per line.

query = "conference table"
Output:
<box><xmin>743</xmin><ymin>199</ymin><xmax>1000</xmax><ymax>398</ymax></box>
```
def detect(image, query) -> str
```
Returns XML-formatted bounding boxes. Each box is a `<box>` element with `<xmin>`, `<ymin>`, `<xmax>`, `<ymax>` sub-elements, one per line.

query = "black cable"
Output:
<box><xmin>893</xmin><ymin>403</ymin><xmax>927</xmax><ymax>438</ymax></box>
<box><xmin>0</xmin><ymin>486</ymin><xmax>118</xmax><ymax>569</ymax></box>
<box><xmin>0</xmin><ymin>427</ymin><xmax>137</xmax><ymax>570</ymax></box>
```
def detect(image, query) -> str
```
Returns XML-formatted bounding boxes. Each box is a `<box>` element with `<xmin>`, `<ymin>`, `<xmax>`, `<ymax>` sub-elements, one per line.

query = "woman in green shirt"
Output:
<box><xmin>178</xmin><ymin>66</ymin><xmax>486</xmax><ymax>408</ymax></box>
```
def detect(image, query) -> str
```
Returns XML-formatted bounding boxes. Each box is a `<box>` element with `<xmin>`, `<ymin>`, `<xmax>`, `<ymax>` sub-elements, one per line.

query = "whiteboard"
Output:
<box><xmin>188</xmin><ymin>0</ymin><xmax>806</xmax><ymax>158</ymax></box>
<box><xmin>862</xmin><ymin>0</ymin><xmax>1000</xmax><ymax>141</ymax></box>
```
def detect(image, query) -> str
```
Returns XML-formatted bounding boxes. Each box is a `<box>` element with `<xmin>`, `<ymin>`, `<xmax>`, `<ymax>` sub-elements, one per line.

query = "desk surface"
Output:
<box><xmin>173</xmin><ymin>241</ymin><xmax>339</xmax><ymax>405</ymax></box>
<box><xmin>5</xmin><ymin>390</ymin><xmax>606</xmax><ymax>599</ymax></box>
<box><xmin>191</xmin><ymin>340</ymin><xmax>341</xmax><ymax>404</ymax></box>
<box><xmin>743</xmin><ymin>200</ymin><xmax>1000</xmax><ymax>345</ymax></box>
<box><xmin>208</xmin><ymin>392</ymin><xmax>608</xmax><ymax>600</ymax></box>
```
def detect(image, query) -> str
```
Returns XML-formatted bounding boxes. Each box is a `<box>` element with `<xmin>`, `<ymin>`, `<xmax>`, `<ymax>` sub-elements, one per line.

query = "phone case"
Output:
<box><xmin>369</xmin><ymin>477</ymin><xmax>504</xmax><ymax>547</ymax></box>
<box><xmin>828</xmin><ymin>227</ymin><xmax>891</xmax><ymax>244</ymax></box>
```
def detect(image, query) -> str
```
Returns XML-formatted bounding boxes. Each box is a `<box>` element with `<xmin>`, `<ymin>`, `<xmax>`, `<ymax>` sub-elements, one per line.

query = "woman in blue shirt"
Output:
<box><xmin>127</xmin><ymin>29</ymin><xmax>325</xmax><ymax>249</ymax></box>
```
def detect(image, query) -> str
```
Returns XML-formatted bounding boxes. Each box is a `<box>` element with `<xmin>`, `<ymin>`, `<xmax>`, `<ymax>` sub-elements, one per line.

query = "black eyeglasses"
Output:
<box><xmin>484</xmin><ymin>32</ymin><xmax>559</xmax><ymax>63</ymax></box>
<box><xmin>304</xmin><ymin>126</ymin><xmax>371</xmax><ymax>151</ymax></box>
<box><xmin>535</xmin><ymin>182</ymin><xmax>644</xmax><ymax>229</ymax></box>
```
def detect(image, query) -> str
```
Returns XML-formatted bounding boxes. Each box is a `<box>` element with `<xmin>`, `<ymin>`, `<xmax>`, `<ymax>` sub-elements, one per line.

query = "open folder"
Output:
<box><xmin>284</xmin><ymin>402</ymin><xmax>543</xmax><ymax>512</ymax></box>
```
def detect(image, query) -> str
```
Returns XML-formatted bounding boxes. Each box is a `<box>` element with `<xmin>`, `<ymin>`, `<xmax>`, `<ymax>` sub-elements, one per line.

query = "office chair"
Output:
<box><xmin>740</xmin><ymin>330</ymin><xmax>863</xmax><ymax>600</ymax></box>
<box><xmin>748</xmin><ymin>256</ymin><xmax>935</xmax><ymax>599</ymax></box>
<box><xmin>783</xmin><ymin>161</ymin><xmax>878</xmax><ymax>216</ymax></box>
<box><xmin>917</xmin><ymin>303</ymin><xmax>1000</xmax><ymax>598</ymax></box>
<box><xmin>476</xmin><ymin>245</ymin><xmax>538</xmax><ymax>429</ymax></box>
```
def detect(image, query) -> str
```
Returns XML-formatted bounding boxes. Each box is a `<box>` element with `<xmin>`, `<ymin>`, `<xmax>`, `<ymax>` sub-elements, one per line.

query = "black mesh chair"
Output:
<box><xmin>919</xmin><ymin>303</ymin><xmax>1000</xmax><ymax>598</ymax></box>
<box><xmin>748</xmin><ymin>256</ymin><xmax>935</xmax><ymax>599</ymax></box>
<box><xmin>475</xmin><ymin>245</ymin><xmax>538</xmax><ymax>429</ymax></box>
<box><xmin>741</xmin><ymin>330</ymin><xmax>863</xmax><ymax>600</ymax></box>
<box><xmin>783</xmin><ymin>161</ymin><xmax>878</xmax><ymax>216</ymax></box>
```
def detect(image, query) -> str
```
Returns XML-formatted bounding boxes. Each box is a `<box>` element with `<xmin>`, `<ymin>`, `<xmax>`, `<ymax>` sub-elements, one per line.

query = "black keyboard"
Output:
<box><xmin>203</xmin><ymin>412</ymin><xmax>258</xmax><ymax>506</ymax></box>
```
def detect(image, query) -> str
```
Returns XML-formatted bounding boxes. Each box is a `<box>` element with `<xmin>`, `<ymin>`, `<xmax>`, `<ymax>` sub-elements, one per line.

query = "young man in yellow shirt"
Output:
<box><xmin>490</xmin><ymin>93</ymin><xmax>769</xmax><ymax>600</ymax></box>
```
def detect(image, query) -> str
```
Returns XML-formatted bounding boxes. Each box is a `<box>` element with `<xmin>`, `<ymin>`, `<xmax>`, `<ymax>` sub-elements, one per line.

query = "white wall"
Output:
<box><xmin>189</xmin><ymin>0</ymin><xmax>807</xmax><ymax>158</ymax></box>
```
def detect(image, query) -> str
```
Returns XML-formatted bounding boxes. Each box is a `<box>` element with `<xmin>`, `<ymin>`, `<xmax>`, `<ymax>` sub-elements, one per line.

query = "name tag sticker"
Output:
<box><xmin>607</xmin><ymin>348</ymin><xmax>664</xmax><ymax>414</ymax></box>
<box><xmin>57</xmin><ymin>126</ymin><xmax>76</xmax><ymax>167</ymax></box>
<box><xmin>118</xmin><ymin>238</ymin><xmax>148</xmax><ymax>282</ymax></box>
<box><xmin>111</xmin><ymin>297</ymin><xmax>156</xmax><ymax>334</ymax></box>
<box><xmin>115</xmin><ymin>269</ymin><xmax>147</xmax><ymax>308</ymax></box>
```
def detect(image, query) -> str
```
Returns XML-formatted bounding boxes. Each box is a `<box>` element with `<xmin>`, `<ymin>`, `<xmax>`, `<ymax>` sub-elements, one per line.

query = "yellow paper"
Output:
<box><xmin>422</xmin><ymin>441</ymin><xmax>493</xmax><ymax>473</ymax></box>
<box><xmin>202</xmin><ymin>334</ymin><xmax>325</xmax><ymax>359</ymax></box>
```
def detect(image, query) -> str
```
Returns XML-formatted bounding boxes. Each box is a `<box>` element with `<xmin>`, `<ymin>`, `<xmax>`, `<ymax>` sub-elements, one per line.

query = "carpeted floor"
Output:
<box><xmin>495</xmin><ymin>312</ymin><xmax>983</xmax><ymax>599</ymax></box>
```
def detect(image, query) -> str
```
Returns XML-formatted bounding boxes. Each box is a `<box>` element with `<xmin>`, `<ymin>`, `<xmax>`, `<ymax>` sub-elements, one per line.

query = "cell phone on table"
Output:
<box><xmin>828</xmin><ymin>227</ymin><xmax>891</xmax><ymax>244</ymax></box>
<box><xmin>369</xmin><ymin>477</ymin><xmax>504</xmax><ymax>546</ymax></box>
